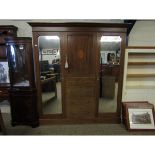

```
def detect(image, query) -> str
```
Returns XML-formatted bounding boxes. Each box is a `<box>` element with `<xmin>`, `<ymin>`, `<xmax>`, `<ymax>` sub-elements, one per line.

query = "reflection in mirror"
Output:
<box><xmin>38</xmin><ymin>36</ymin><xmax>62</xmax><ymax>114</ymax></box>
<box><xmin>98</xmin><ymin>36</ymin><xmax>121</xmax><ymax>113</ymax></box>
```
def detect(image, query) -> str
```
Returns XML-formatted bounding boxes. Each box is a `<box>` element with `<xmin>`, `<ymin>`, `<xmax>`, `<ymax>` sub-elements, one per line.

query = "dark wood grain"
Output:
<box><xmin>9</xmin><ymin>89</ymin><xmax>39</xmax><ymax>127</ymax></box>
<box><xmin>0</xmin><ymin>26</ymin><xmax>18</xmax><ymax>101</ymax></box>
<box><xmin>6</xmin><ymin>37</ymin><xmax>39</xmax><ymax>127</ymax></box>
<box><xmin>65</xmin><ymin>78</ymin><xmax>96</xmax><ymax>119</ymax></box>
<box><xmin>30</xmin><ymin>23</ymin><xmax>128</xmax><ymax>124</ymax></box>
<box><xmin>66</xmin><ymin>32</ymin><xmax>96</xmax><ymax>77</ymax></box>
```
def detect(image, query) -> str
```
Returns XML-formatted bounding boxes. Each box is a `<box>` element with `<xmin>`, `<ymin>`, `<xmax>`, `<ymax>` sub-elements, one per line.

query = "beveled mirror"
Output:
<box><xmin>98</xmin><ymin>36</ymin><xmax>122</xmax><ymax>113</ymax></box>
<box><xmin>38</xmin><ymin>36</ymin><xmax>62</xmax><ymax>114</ymax></box>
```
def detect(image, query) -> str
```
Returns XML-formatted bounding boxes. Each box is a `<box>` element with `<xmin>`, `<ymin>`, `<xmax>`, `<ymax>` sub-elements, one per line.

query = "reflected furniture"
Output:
<box><xmin>102</xmin><ymin>76</ymin><xmax>115</xmax><ymax>99</ymax></box>
<box><xmin>100</xmin><ymin>64</ymin><xmax>119</xmax><ymax>98</ymax></box>
<box><xmin>40</xmin><ymin>64</ymin><xmax>58</xmax><ymax>104</ymax></box>
<box><xmin>41</xmin><ymin>77</ymin><xmax>57</xmax><ymax>105</ymax></box>
<box><xmin>0</xmin><ymin>26</ymin><xmax>18</xmax><ymax>101</ymax></box>
<box><xmin>6</xmin><ymin>37</ymin><xmax>39</xmax><ymax>127</ymax></box>
<box><xmin>40</xmin><ymin>60</ymin><xmax>58</xmax><ymax>81</ymax></box>
<box><xmin>52</xmin><ymin>63</ymin><xmax>61</xmax><ymax>82</ymax></box>
<box><xmin>40</xmin><ymin>60</ymin><xmax>50</xmax><ymax>72</ymax></box>
<box><xmin>101</xmin><ymin>64</ymin><xmax>120</xmax><ymax>82</ymax></box>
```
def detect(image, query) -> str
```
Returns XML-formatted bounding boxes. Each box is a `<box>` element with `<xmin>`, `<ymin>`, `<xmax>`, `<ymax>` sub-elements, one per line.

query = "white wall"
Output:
<box><xmin>128</xmin><ymin>20</ymin><xmax>155</xmax><ymax>46</ymax></box>
<box><xmin>2</xmin><ymin>20</ymin><xmax>155</xmax><ymax>45</ymax></box>
<box><xmin>0</xmin><ymin>20</ymin><xmax>32</xmax><ymax>37</ymax></box>
<box><xmin>0</xmin><ymin>19</ymin><xmax>123</xmax><ymax>37</ymax></box>
<box><xmin>124</xmin><ymin>20</ymin><xmax>155</xmax><ymax>106</ymax></box>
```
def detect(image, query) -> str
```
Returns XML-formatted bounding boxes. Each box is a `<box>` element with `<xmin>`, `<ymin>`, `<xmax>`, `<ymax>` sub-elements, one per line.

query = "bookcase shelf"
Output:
<box><xmin>128</xmin><ymin>52</ymin><xmax>155</xmax><ymax>56</ymax></box>
<box><xmin>127</xmin><ymin>74</ymin><xmax>155</xmax><ymax>78</ymax></box>
<box><xmin>122</xmin><ymin>47</ymin><xmax>155</xmax><ymax>104</ymax></box>
<box><xmin>128</xmin><ymin>62</ymin><xmax>155</xmax><ymax>65</ymax></box>
<box><xmin>126</xmin><ymin>85</ymin><xmax>155</xmax><ymax>89</ymax></box>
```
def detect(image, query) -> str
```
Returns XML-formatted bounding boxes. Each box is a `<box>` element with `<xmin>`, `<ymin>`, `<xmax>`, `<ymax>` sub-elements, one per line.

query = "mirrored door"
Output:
<box><xmin>98</xmin><ymin>36</ymin><xmax>122</xmax><ymax>113</ymax></box>
<box><xmin>38</xmin><ymin>36</ymin><xmax>62</xmax><ymax>114</ymax></box>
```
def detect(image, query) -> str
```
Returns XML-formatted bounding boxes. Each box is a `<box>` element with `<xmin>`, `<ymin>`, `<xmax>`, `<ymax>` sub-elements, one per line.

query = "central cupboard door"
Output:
<box><xmin>64</xmin><ymin>32</ymin><xmax>98</xmax><ymax>119</ymax></box>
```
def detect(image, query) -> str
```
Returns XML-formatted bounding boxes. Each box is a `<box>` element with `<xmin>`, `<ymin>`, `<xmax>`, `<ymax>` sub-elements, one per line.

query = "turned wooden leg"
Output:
<box><xmin>0</xmin><ymin>109</ymin><xmax>7</xmax><ymax>135</ymax></box>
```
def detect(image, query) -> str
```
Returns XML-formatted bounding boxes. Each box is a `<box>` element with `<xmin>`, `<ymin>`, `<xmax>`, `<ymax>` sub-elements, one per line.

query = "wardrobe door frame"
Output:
<box><xmin>96</xmin><ymin>32</ymin><xmax>127</xmax><ymax>122</ymax></box>
<box><xmin>62</xmin><ymin>31</ymin><xmax>98</xmax><ymax>119</ymax></box>
<box><xmin>32</xmin><ymin>31</ymin><xmax>66</xmax><ymax>119</ymax></box>
<box><xmin>29</xmin><ymin>22</ymin><xmax>129</xmax><ymax>124</ymax></box>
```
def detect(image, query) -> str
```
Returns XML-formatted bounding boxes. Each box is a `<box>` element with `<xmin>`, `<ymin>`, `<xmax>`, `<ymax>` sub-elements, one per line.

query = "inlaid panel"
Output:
<box><xmin>64</xmin><ymin>32</ymin><xmax>97</xmax><ymax>119</ymax></box>
<box><xmin>66</xmin><ymin>33</ymin><xmax>96</xmax><ymax>77</ymax></box>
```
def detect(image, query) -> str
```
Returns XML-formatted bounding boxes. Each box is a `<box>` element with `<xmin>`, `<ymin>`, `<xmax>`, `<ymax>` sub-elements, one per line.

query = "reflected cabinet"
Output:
<box><xmin>29</xmin><ymin>23</ymin><xmax>129</xmax><ymax>124</ymax></box>
<box><xmin>6</xmin><ymin>37</ymin><xmax>39</xmax><ymax>127</ymax></box>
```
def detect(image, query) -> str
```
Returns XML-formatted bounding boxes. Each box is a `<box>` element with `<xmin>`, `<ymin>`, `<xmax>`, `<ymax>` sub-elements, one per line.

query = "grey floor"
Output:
<box><xmin>1</xmin><ymin>112</ymin><xmax>155</xmax><ymax>135</ymax></box>
<box><xmin>1</xmin><ymin>83</ymin><xmax>155</xmax><ymax>135</ymax></box>
<box><xmin>99</xmin><ymin>83</ymin><xmax>118</xmax><ymax>113</ymax></box>
<box><xmin>43</xmin><ymin>82</ymin><xmax>62</xmax><ymax>114</ymax></box>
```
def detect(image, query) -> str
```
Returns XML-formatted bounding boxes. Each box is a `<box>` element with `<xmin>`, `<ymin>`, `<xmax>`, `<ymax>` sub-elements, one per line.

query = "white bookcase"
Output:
<box><xmin>122</xmin><ymin>47</ymin><xmax>155</xmax><ymax>106</ymax></box>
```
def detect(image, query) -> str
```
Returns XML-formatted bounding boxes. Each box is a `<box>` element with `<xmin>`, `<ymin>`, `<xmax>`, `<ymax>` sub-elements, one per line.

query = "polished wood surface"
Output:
<box><xmin>28</xmin><ymin>22</ymin><xmax>129</xmax><ymax>27</ymax></box>
<box><xmin>66</xmin><ymin>32</ymin><xmax>96</xmax><ymax>77</ymax></box>
<box><xmin>64</xmin><ymin>32</ymin><xmax>97</xmax><ymax>119</ymax></box>
<box><xmin>6</xmin><ymin>37</ymin><xmax>36</xmax><ymax>89</ymax></box>
<box><xmin>6</xmin><ymin>37</ymin><xmax>39</xmax><ymax>127</ymax></box>
<box><xmin>0</xmin><ymin>25</ymin><xmax>18</xmax><ymax>44</ymax></box>
<box><xmin>29</xmin><ymin>23</ymin><xmax>128</xmax><ymax>124</ymax></box>
<box><xmin>0</xmin><ymin>45</ymin><xmax>7</xmax><ymax>59</ymax></box>
<box><xmin>9</xmin><ymin>89</ymin><xmax>39</xmax><ymax>127</ymax></box>
<box><xmin>0</xmin><ymin>26</ymin><xmax>18</xmax><ymax>101</ymax></box>
<box><xmin>65</xmin><ymin>77</ymin><xmax>97</xmax><ymax>119</ymax></box>
<box><xmin>28</xmin><ymin>22</ymin><xmax>129</xmax><ymax>33</ymax></box>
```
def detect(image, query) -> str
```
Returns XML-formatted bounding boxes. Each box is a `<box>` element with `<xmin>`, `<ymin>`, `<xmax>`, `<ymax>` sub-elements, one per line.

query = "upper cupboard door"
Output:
<box><xmin>65</xmin><ymin>32</ymin><xmax>97</xmax><ymax>77</ymax></box>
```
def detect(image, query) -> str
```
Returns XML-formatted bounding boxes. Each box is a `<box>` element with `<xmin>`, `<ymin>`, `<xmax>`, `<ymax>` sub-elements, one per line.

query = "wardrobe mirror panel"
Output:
<box><xmin>38</xmin><ymin>36</ymin><xmax>62</xmax><ymax>114</ymax></box>
<box><xmin>98</xmin><ymin>36</ymin><xmax>121</xmax><ymax>113</ymax></box>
